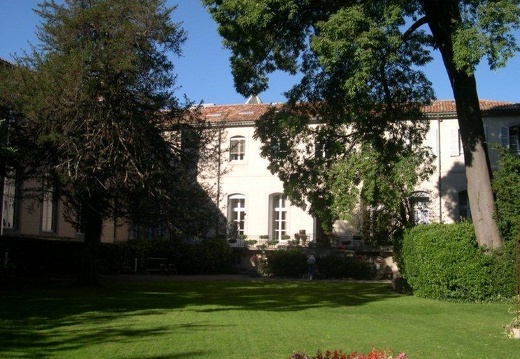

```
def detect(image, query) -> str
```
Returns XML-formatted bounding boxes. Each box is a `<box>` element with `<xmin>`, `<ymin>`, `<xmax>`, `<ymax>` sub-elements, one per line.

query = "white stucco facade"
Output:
<box><xmin>200</xmin><ymin>100</ymin><xmax>520</xmax><ymax>244</ymax></box>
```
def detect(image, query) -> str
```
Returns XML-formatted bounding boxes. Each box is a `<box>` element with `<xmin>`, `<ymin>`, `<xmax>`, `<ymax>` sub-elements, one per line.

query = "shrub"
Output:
<box><xmin>317</xmin><ymin>254</ymin><xmax>376</xmax><ymax>280</ymax></box>
<box><xmin>492</xmin><ymin>146</ymin><xmax>520</xmax><ymax>241</ymax></box>
<box><xmin>0</xmin><ymin>236</ymin><xmax>82</xmax><ymax>275</ymax></box>
<box><xmin>391</xmin><ymin>275</ymin><xmax>413</xmax><ymax>295</ymax></box>
<box><xmin>266</xmin><ymin>249</ymin><xmax>307</xmax><ymax>277</ymax></box>
<box><xmin>396</xmin><ymin>222</ymin><xmax>514</xmax><ymax>301</ymax></box>
<box><xmin>173</xmin><ymin>237</ymin><xmax>233</xmax><ymax>274</ymax></box>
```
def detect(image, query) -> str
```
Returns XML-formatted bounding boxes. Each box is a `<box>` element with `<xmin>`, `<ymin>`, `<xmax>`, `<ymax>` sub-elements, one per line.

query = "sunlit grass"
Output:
<box><xmin>0</xmin><ymin>277</ymin><xmax>518</xmax><ymax>359</ymax></box>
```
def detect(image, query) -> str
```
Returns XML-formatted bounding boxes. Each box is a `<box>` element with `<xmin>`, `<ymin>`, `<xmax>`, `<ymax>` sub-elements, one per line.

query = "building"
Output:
<box><xmin>1</xmin><ymin>97</ymin><xmax>520</xmax><ymax>245</ymax></box>
<box><xmin>195</xmin><ymin>98</ymin><xmax>520</xmax><ymax>245</ymax></box>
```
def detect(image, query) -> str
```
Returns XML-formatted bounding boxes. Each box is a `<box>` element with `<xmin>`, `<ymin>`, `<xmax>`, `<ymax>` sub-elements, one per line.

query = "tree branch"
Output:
<box><xmin>402</xmin><ymin>16</ymin><xmax>429</xmax><ymax>42</ymax></box>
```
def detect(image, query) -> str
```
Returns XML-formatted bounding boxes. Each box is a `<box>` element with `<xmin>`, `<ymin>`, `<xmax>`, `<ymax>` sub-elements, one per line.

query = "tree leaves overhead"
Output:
<box><xmin>206</xmin><ymin>0</ymin><xmax>519</xmax><ymax>242</ymax></box>
<box><xmin>0</xmin><ymin>0</ymin><xmax>220</xmax><ymax>236</ymax></box>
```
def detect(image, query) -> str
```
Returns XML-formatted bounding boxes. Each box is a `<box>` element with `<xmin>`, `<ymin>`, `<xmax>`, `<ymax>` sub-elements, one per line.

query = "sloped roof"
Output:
<box><xmin>422</xmin><ymin>99</ymin><xmax>520</xmax><ymax>115</ymax></box>
<box><xmin>197</xmin><ymin>103</ymin><xmax>279</xmax><ymax>124</ymax></box>
<box><xmin>197</xmin><ymin>100</ymin><xmax>520</xmax><ymax>124</ymax></box>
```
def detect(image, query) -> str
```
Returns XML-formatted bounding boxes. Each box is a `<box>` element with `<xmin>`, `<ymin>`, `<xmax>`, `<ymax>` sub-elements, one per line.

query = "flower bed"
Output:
<box><xmin>289</xmin><ymin>349</ymin><xmax>408</xmax><ymax>359</ymax></box>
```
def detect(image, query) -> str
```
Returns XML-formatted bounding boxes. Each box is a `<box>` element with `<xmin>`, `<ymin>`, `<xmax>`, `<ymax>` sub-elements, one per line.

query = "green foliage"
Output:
<box><xmin>264</xmin><ymin>250</ymin><xmax>376</xmax><ymax>279</ymax></box>
<box><xmin>316</xmin><ymin>254</ymin><xmax>377</xmax><ymax>280</ymax></box>
<box><xmin>0</xmin><ymin>235</ymin><xmax>82</xmax><ymax>275</ymax></box>
<box><xmin>330</xmin><ymin>143</ymin><xmax>435</xmax><ymax>243</ymax></box>
<box><xmin>0</xmin><ymin>0</ymin><xmax>222</xmax><ymax>238</ymax></box>
<box><xmin>492</xmin><ymin>146</ymin><xmax>520</xmax><ymax>241</ymax></box>
<box><xmin>0</xmin><ymin>119</ymin><xmax>17</xmax><ymax>175</ymax></box>
<box><xmin>396</xmin><ymin>223</ymin><xmax>514</xmax><ymax>302</ymax></box>
<box><xmin>266</xmin><ymin>249</ymin><xmax>307</xmax><ymax>277</ymax></box>
<box><xmin>205</xmin><ymin>0</ymin><xmax>520</xmax><ymax>248</ymax></box>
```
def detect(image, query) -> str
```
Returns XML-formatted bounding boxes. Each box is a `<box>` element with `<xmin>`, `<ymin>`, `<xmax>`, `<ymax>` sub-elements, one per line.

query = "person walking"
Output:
<box><xmin>307</xmin><ymin>254</ymin><xmax>316</xmax><ymax>280</ymax></box>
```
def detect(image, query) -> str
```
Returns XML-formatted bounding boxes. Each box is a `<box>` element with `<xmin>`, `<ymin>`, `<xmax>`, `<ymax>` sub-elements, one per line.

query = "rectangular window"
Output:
<box><xmin>230</xmin><ymin>137</ymin><xmax>246</xmax><ymax>161</ymax></box>
<box><xmin>228</xmin><ymin>195</ymin><xmax>246</xmax><ymax>236</ymax></box>
<box><xmin>271</xmin><ymin>194</ymin><xmax>287</xmax><ymax>240</ymax></box>
<box><xmin>42</xmin><ymin>188</ymin><xmax>58</xmax><ymax>232</ymax></box>
<box><xmin>449</xmin><ymin>129</ymin><xmax>461</xmax><ymax>157</ymax></box>
<box><xmin>2</xmin><ymin>178</ymin><xmax>20</xmax><ymax>229</ymax></box>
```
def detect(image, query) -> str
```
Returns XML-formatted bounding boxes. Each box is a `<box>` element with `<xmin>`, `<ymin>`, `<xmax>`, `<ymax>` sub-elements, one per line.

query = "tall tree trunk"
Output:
<box><xmin>419</xmin><ymin>0</ymin><xmax>502</xmax><ymax>248</ymax></box>
<box><xmin>77</xmin><ymin>200</ymin><xmax>104</xmax><ymax>286</ymax></box>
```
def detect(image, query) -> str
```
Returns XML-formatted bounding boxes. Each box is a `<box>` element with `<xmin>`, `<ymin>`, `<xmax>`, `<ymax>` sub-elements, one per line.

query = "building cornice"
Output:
<box><xmin>196</xmin><ymin>100</ymin><xmax>520</xmax><ymax>124</ymax></box>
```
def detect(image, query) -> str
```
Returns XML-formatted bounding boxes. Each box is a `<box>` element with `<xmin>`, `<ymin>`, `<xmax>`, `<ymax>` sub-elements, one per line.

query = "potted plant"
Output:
<box><xmin>245</xmin><ymin>239</ymin><xmax>258</xmax><ymax>247</ymax></box>
<box><xmin>267</xmin><ymin>239</ymin><xmax>279</xmax><ymax>247</ymax></box>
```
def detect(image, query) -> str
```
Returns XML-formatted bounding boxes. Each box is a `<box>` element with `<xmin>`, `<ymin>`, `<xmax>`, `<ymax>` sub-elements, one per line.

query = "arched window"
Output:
<box><xmin>269</xmin><ymin>193</ymin><xmax>287</xmax><ymax>240</ymax></box>
<box><xmin>228</xmin><ymin>194</ymin><xmax>246</xmax><ymax>236</ymax></box>
<box><xmin>230</xmin><ymin>136</ymin><xmax>246</xmax><ymax>161</ymax></box>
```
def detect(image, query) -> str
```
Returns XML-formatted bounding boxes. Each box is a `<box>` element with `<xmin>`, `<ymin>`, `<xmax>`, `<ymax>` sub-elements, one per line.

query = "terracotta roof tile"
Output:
<box><xmin>197</xmin><ymin>100</ymin><xmax>520</xmax><ymax>124</ymax></box>
<box><xmin>197</xmin><ymin>103</ymin><xmax>280</xmax><ymax>123</ymax></box>
<box><xmin>422</xmin><ymin>99</ymin><xmax>520</xmax><ymax>114</ymax></box>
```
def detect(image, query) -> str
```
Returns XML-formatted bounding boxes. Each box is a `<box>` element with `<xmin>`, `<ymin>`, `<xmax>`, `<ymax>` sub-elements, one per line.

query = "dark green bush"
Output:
<box><xmin>0</xmin><ymin>236</ymin><xmax>82</xmax><ymax>275</ymax></box>
<box><xmin>264</xmin><ymin>250</ymin><xmax>376</xmax><ymax>279</ymax></box>
<box><xmin>396</xmin><ymin>222</ymin><xmax>514</xmax><ymax>302</ymax></box>
<box><xmin>266</xmin><ymin>249</ymin><xmax>307</xmax><ymax>277</ymax></box>
<box><xmin>492</xmin><ymin>146</ymin><xmax>520</xmax><ymax>241</ymax></box>
<box><xmin>317</xmin><ymin>254</ymin><xmax>376</xmax><ymax>280</ymax></box>
<box><xmin>99</xmin><ymin>240</ymin><xmax>150</xmax><ymax>274</ymax></box>
<box><xmin>172</xmin><ymin>237</ymin><xmax>233</xmax><ymax>274</ymax></box>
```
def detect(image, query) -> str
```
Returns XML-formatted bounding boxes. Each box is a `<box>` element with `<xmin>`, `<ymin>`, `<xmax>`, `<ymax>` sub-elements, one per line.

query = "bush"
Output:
<box><xmin>266</xmin><ymin>249</ymin><xmax>307</xmax><ymax>277</ymax></box>
<box><xmin>0</xmin><ymin>235</ymin><xmax>82</xmax><ymax>275</ymax></box>
<box><xmin>317</xmin><ymin>254</ymin><xmax>376</xmax><ymax>280</ymax></box>
<box><xmin>396</xmin><ymin>222</ymin><xmax>514</xmax><ymax>302</ymax></box>
<box><xmin>263</xmin><ymin>250</ymin><xmax>376</xmax><ymax>279</ymax></box>
<box><xmin>492</xmin><ymin>146</ymin><xmax>520</xmax><ymax>241</ymax></box>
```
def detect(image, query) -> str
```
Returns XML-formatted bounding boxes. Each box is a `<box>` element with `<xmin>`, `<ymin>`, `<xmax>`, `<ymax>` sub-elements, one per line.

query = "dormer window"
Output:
<box><xmin>230</xmin><ymin>136</ymin><xmax>246</xmax><ymax>161</ymax></box>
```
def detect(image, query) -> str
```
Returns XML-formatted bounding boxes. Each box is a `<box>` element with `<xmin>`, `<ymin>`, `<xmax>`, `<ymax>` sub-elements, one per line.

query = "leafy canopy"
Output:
<box><xmin>0</xmin><ymin>0</ymin><xmax>220</xmax><ymax>235</ymax></box>
<box><xmin>206</xmin><ymin>0</ymin><xmax>520</xmax><ymax>239</ymax></box>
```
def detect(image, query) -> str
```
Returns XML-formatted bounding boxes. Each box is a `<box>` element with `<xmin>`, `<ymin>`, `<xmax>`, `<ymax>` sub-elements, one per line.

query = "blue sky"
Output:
<box><xmin>0</xmin><ymin>1</ymin><xmax>519</xmax><ymax>104</ymax></box>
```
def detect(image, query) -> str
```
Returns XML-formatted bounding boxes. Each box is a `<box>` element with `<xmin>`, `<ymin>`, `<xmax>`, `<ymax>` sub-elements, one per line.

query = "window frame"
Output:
<box><xmin>229</xmin><ymin>136</ymin><xmax>246</xmax><ymax>161</ymax></box>
<box><xmin>228</xmin><ymin>194</ymin><xmax>246</xmax><ymax>236</ymax></box>
<box><xmin>269</xmin><ymin>193</ymin><xmax>287</xmax><ymax>240</ymax></box>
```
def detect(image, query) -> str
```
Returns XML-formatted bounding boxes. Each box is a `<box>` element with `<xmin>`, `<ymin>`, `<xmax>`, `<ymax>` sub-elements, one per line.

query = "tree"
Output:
<box><xmin>0</xmin><ymin>0</ymin><xmax>220</xmax><ymax>285</ymax></box>
<box><xmin>204</xmin><ymin>0</ymin><xmax>520</xmax><ymax>248</ymax></box>
<box><xmin>254</xmin><ymin>103</ymin><xmax>435</xmax><ymax>243</ymax></box>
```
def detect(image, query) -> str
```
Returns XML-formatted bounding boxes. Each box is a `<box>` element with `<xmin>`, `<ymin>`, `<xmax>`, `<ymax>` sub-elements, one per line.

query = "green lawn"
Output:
<box><xmin>1</xmin><ymin>276</ymin><xmax>518</xmax><ymax>359</ymax></box>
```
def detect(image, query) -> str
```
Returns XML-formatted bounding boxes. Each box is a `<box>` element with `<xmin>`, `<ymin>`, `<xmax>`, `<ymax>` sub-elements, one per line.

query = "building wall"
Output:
<box><xmin>219</xmin><ymin>123</ymin><xmax>315</xmax><ymax>242</ymax></box>
<box><xmin>2</xmin><ymin>101</ymin><xmax>519</xmax><ymax>244</ymax></box>
<box><xmin>2</xmin><ymin>178</ymin><xmax>129</xmax><ymax>243</ymax></box>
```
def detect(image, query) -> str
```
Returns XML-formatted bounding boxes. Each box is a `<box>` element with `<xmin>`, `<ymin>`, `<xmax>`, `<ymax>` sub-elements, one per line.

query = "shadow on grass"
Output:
<box><xmin>0</xmin><ymin>276</ymin><xmax>398</xmax><ymax>358</ymax></box>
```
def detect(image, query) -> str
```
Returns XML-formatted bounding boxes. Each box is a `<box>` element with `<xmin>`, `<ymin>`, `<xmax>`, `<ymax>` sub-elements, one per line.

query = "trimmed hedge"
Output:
<box><xmin>317</xmin><ymin>254</ymin><xmax>376</xmax><ymax>280</ymax></box>
<box><xmin>0</xmin><ymin>236</ymin><xmax>83</xmax><ymax>275</ymax></box>
<box><xmin>0</xmin><ymin>235</ymin><xmax>234</xmax><ymax>276</ymax></box>
<box><xmin>266</xmin><ymin>249</ymin><xmax>308</xmax><ymax>277</ymax></box>
<box><xmin>395</xmin><ymin>222</ymin><xmax>514</xmax><ymax>302</ymax></box>
<box><xmin>264</xmin><ymin>249</ymin><xmax>376</xmax><ymax>279</ymax></box>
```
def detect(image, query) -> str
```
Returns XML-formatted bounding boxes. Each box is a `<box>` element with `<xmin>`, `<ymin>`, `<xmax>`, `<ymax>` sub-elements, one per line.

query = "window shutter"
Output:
<box><xmin>449</xmin><ymin>129</ymin><xmax>461</xmax><ymax>157</ymax></box>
